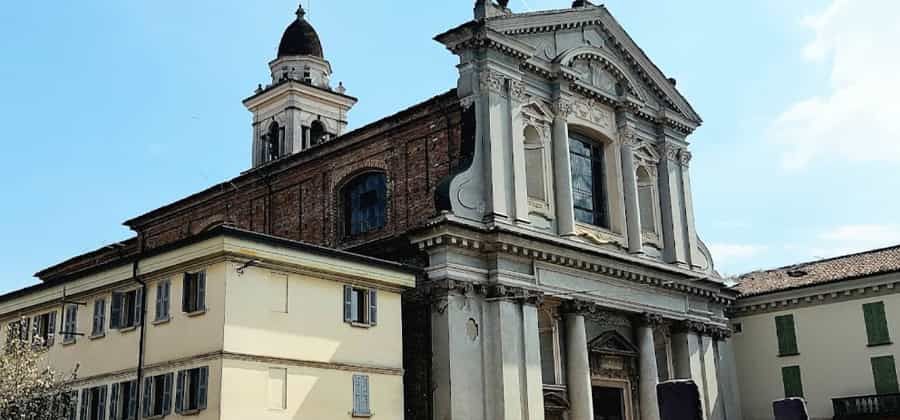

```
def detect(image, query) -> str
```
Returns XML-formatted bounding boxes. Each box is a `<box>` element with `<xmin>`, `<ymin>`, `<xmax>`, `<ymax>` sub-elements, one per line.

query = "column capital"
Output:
<box><xmin>672</xmin><ymin>319</ymin><xmax>711</xmax><ymax>335</ymax></box>
<box><xmin>559</xmin><ymin>299</ymin><xmax>593</xmax><ymax>316</ymax></box>
<box><xmin>552</xmin><ymin>99</ymin><xmax>574</xmax><ymax>119</ymax></box>
<box><xmin>710</xmin><ymin>326</ymin><xmax>733</xmax><ymax>340</ymax></box>
<box><xmin>618</xmin><ymin>125</ymin><xmax>639</xmax><ymax>148</ymax></box>
<box><xmin>636</xmin><ymin>312</ymin><xmax>665</xmax><ymax>328</ymax></box>
<box><xmin>656</xmin><ymin>142</ymin><xmax>683</xmax><ymax>162</ymax></box>
<box><xmin>678</xmin><ymin>150</ymin><xmax>693</xmax><ymax>167</ymax></box>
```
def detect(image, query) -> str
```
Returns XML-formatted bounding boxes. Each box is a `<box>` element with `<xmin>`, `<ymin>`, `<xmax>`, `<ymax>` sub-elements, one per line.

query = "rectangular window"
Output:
<box><xmin>863</xmin><ymin>302</ymin><xmax>892</xmax><ymax>346</ymax></box>
<box><xmin>110</xmin><ymin>289</ymin><xmax>142</xmax><ymax>330</ymax></box>
<box><xmin>142</xmin><ymin>373</ymin><xmax>173</xmax><ymax>418</ymax></box>
<box><xmin>109</xmin><ymin>379</ymin><xmax>138</xmax><ymax>420</ymax></box>
<box><xmin>781</xmin><ymin>366</ymin><xmax>804</xmax><ymax>398</ymax></box>
<box><xmin>91</xmin><ymin>298</ymin><xmax>106</xmax><ymax>337</ymax></box>
<box><xmin>175</xmin><ymin>366</ymin><xmax>208</xmax><ymax>414</ymax></box>
<box><xmin>343</xmin><ymin>286</ymin><xmax>377</xmax><ymax>326</ymax></box>
<box><xmin>79</xmin><ymin>385</ymin><xmax>107</xmax><ymax>420</ymax></box>
<box><xmin>872</xmin><ymin>356</ymin><xmax>900</xmax><ymax>395</ymax></box>
<box><xmin>267</xmin><ymin>368</ymin><xmax>287</xmax><ymax>410</ymax></box>
<box><xmin>569</xmin><ymin>135</ymin><xmax>609</xmax><ymax>229</ymax></box>
<box><xmin>182</xmin><ymin>271</ymin><xmax>206</xmax><ymax>314</ymax></box>
<box><xmin>155</xmin><ymin>280</ymin><xmax>171</xmax><ymax>322</ymax></box>
<box><xmin>32</xmin><ymin>311</ymin><xmax>57</xmax><ymax>347</ymax></box>
<box><xmin>775</xmin><ymin>314</ymin><xmax>799</xmax><ymax>356</ymax></box>
<box><xmin>352</xmin><ymin>374</ymin><xmax>371</xmax><ymax>417</ymax></box>
<box><xmin>8</xmin><ymin>318</ymin><xmax>30</xmax><ymax>344</ymax></box>
<box><xmin>62</xmin><ymin>305</ymin><xmax>78</xmax><ymax>344</ymax></box>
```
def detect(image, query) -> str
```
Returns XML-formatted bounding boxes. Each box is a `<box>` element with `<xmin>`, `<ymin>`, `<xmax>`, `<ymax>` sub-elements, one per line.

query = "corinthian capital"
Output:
<box><xmin>552</xmin><ymin>99</ymin><xmax>573</xmax><ymax>118</ymax></box>
<box><xmin>656</xmin><ymin>143</ymin><xmax>682</xmax><ymax>162</ymax></box>
<box><xmin>618</xmin><ymin>126</ymin><xmax>639</xmax><ymax>148</ymax></box>
<box><xmin>679</xmin><ymin>150</ymin><xmax>693</xmax><ymax>166</ymax></box>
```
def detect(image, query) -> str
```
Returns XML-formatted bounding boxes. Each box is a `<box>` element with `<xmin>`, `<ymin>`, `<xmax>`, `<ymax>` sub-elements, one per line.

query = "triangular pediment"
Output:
<box><xmin>484</xmin><ymin>6</ymin><xmax>702</xmax><ymax>125</ymax></box>
<box><xmin>587</xmin><ymin>330</ymin><xmax>639</xmax><ymax>357</ymax></box>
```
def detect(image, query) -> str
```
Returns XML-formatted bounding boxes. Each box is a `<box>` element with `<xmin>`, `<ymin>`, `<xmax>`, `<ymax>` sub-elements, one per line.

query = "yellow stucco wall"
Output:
<box><xmin>0</xmin><ymin>231</ymin><xmax>413</xmax><ymax>419</ymax></box>
<box><xmin>732</xmin><ymin>289</ymin><xmax>900</xmax><ymax>420</ymax></box>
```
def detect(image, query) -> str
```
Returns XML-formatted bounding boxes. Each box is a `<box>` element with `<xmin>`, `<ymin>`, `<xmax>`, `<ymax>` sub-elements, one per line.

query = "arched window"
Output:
<box><xmin>263</xmin><ymin>122</ymin><xmax>283</xmax><ymax>163</ymax></box>
<box><xmin>569</xmin><ymin>132</ymin><xmax>610</xmax><ymax>229</ymax></box>
<box><xmin>310</xmin><ymin>120</ymin><xmax>326</xmax><ymax>147</ymax></box>
<box><xmin>343</xmin><ymin>172</ymin><xmax>387</xmax><ymax>236</ymax></box>
<box><xmin>637</xmin><ymin>166</ymin><xmax>658</xmax><ymax>235</ymax></box>
<box><xmin>524</xmin><ymin>126</ymin><xmax>546</xmax><ymax>203</ymax></box>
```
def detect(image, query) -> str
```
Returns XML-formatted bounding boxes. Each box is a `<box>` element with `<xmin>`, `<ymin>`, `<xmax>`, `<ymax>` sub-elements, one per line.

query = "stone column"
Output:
<box><xmin>522</xmin><ymin>297</ymin><xmax>547</xmax><ymax>420</ymax></box>
<box><xmin>671</xmin><ymin>321</ymin><xmax>708</xmax><ymax>419</ymax></box>
<box><xmin>701</xmin><ymin>333</ymin><xmax>723</xmax><ymax>420</ymax></box>
<box><xmin>714</xmin><ymin>330</ymin><xmax>743</xmax><ymax>420</ymax></box>
<box><xmin>656</xmin><ymin>139</ymin><xmax>688</xmax><ymax>266</ymax></box>
<box><xmin>552</xmin><ymin>100</ymin><xmax>576</xmax><ymax>237</ymax></box>
<box><xmin>637</xmin><ymin>314</ymin><xmax>662</xmax><ymax>420</ymax></box>
<box><xmin>619</xmin><ymin>126</ymin><xmax>643</xmax><ymax>254</ymax></box>
<box><xmin>563</xmin><ymin>302</ymin><xmax>594</xmax><ymax>420</ymax></box>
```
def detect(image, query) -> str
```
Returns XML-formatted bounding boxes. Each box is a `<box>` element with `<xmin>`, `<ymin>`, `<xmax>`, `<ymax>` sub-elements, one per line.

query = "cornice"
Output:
<box><xmin>730</xmin><ymin>276</ymin><xmax>900</xmax><ymax>317</ymax></box>
<box><xmin>414</xmin><ymin>229</ymin><xmax>734</xmax><ymax>305</ymax></box>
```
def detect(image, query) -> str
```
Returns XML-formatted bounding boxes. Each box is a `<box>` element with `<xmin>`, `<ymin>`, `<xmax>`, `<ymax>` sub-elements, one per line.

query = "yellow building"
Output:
<box><xmin>731</xmin><ymin>245</ymin><xmax>900</xmax><ymax>420</ymax></box>
<box><xmin>0</xmin><ymin>226</ymin><xmax>415</xmax><ymax>420</ymax></box>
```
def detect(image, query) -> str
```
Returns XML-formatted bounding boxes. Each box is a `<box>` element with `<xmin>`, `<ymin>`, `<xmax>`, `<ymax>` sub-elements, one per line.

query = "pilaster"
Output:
<box><xmin>679</xmin><ymin>150</ymin><xmax>702</xmax><ymax>268</ymax></box>
<box><xmin>508</xmin><ymin>78</ymin><xmax>531</xmax><ymax>224</ymax></box>
<box><xmin>656</xmin><ymin>137</ymin><xmax>688</xmax><ymax>266</ymax></box>
<box><xmin>552</xmin><ymin>99</ymin><xmax>577</xmax><ymax>237</ymax></box>
<box><xmin>618</xmin><ymin>122</ymin><xmax>643</xmax><ymax>254</ymax></box>
<box><xmin>671</xmin><ymin>320</ymin><xmax>709</xmax><ymax>419</ymax></box>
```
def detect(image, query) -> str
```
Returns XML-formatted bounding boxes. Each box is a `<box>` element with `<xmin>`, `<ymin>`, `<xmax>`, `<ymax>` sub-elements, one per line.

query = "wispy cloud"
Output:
<box><xmin>769</xmin><ymin>0</ymin><xmax>900</xmax><ymax>170</ymax></box>
<box><xmin>709</xmin><ymin>243</ymin><xmax>768</xmax><ymax>266</ymax></box>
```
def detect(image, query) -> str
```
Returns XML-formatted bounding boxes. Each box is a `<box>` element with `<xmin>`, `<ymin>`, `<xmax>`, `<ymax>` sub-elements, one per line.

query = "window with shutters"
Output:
<box><xmin>343</xmin><ymin>286</ymin><xmax>377</xmax><ymax>327</ymax></box>
<box><xmin>7</xmin><ymin>318</ymin><xmax>30</xmax><ymax>343</ymax></box>
<box><xmin>31</xmin><ymin>311</ymin><xmax>56</xmax><ymax>348</ymax></box>
<box><xmin>872</xmin><ymin>356</ymin><xmax>900</xmax><ymax>395</ymax></box>
<box><xmin>342</xmin><ymin>172</ymin><xmax>387</xmax><ymax>237</ymax></box>
<box><xmin>62</xmin><ymin>304</ymin><xmax>77</xmax><ymax>344</ymax></box>
<box><xmin>863</xmin><ymin>302</ymin><xmax>892</xmax><ymax>346</ymax></box>
<box><xmin>109</xmin><ymin>379</ymin><xmax>138</xmax><ymax>420</ymax></box>
<box><xmin>79</xmin><ymin>385</ymin><xmax>107</xmax><ymax>420</ymax></box>
<box><xmin>352</xmin><ymin>374</ymin><xmax>371</xmax><ymax>417</ymax></box>
<box><xmin>142</xmin><ymin>373</ymin><xmax>173</xmax><ymax>418</ymax></box>
<box><xmin>91</xmin><ymin>298</ymin><xmax>106</xmax><ymax>338</ymax></box>
<box><xmin>569</xmin><ymin>133</ymin><xmax>610</xmax><ymax>229</ymax></box>
<box><xmin>155</xmin><ymin>280</ymin><xmax>171</xmax><ymax>323</ymax></box>
<box><xmin>111</xmin><ymin>289</ymin><xmax>142</xmax><ymax>330</ymax></box>
<box><xmin>175</xmin><ymin>366</ymin><xmax>208</xmax><ymax>414</ymax></box>
<box><xmin>775</xmin><ymin>314</ymin><xmax>799</xmax><ymax>356</ymax></box>
<box><xmin>781</xmin><ymin>366</ymin><xmax>804</xmax><ymax>398</ymax></box>
<box><xmin>182</xmin><ymin>271</ymin><xmax>206</xmax><ymax>314</ymax></box>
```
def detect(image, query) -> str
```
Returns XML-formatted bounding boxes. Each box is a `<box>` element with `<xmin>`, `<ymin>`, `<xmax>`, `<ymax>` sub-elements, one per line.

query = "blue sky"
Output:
<box><xmin>1</xmin><ymin>0</ymin><xmax>897</xmax><ymax>293</ymax></box>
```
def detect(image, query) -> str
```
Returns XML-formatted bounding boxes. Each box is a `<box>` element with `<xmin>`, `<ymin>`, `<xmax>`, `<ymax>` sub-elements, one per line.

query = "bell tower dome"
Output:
<box><xmin>244</xmin><ymin>3</ymin><xmax>357</xmax><ymax>168</ymax></box>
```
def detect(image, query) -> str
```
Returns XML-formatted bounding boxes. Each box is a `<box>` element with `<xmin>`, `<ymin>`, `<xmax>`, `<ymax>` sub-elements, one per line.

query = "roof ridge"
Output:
<box><xmin>741</xmin><ymin>243</ymin><xmax>900</xmax><ymax>278</ymax></box>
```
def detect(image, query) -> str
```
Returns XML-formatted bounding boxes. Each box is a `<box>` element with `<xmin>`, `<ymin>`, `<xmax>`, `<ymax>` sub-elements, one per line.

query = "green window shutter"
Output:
<box><xmin>872</xmin><ymin>356</ymin><xmax>900</xmax><ymax>395</ymax></box>
<box><xmin>863</xmin><ymin>302</ymin><xmax>891</xmax><ymax>346</ymax></box>
<box><xmin>775</xmin><ymin>315</ymin><xmax>799</xmax><ymax>356</ymax></box>
<box><xmin>782</xmin><ymin>366</ymin><xmax>804</xmax><ymax>398</ymax></box>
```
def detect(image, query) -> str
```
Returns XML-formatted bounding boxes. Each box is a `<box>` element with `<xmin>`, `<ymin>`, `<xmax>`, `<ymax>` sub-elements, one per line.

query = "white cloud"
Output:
<box><xmin>770</xmin><ymin>0</ymin><xmax>900</xmax><ymax>170</ymax></box>
<box><xmin>709</xmin><ymin>243</ymin><xmax>768</xmax><ymax>265</ymax></box>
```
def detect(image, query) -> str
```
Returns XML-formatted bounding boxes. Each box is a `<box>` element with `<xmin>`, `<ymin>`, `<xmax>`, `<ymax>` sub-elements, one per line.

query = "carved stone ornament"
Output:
<box><xmin>637</xmin><ymin>312</ymin><xmax>665</xmax><ymax>328</ymax></box>
<box><xmin>572</xmin><ymin>99</ymin><xmax>613</xmax><ymax>130</ymax></box>
<box><xmin>678</xmin><ymin>150</ymin><xmax>693</xmax><ymax>166</ymax></box>
<box><xmin>552</xmin><ymin>100</ymin><xmax>573</xmax><ymax>118</ymax></box>
<box><xmin>508</xmin><ymin>78</ymin><xmax>527</xmax><ymax>102</ymax></box>
<box><xmin>618</xmin><ymin>126</ymin><xmax>639</xmax><ymax>147</ymax></box>
<box><xmin>656</xmin><ymin>143</ymin><xmax>682</xmax><ymax>162</ymax></box>
<box><xmin>460</xmin><ymin>95</ymin><xmax>476</xmax><ymax>110</ymax></box>
<box><xmin>479</xmin><ymin>70</ymin><xmax>505</xmax><ymax>95</ymax></box>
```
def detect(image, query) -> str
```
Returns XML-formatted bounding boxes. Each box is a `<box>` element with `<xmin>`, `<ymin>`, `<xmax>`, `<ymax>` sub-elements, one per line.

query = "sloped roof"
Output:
<box><xmin>734</xmin><ymin>245</ymin><xmax>900</xmax><ymax>297</ymax></box>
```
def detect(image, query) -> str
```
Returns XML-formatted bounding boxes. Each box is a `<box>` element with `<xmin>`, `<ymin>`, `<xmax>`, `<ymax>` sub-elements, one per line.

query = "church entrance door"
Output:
<box><xmin>592</xmin><ymin>386</ymin><xmax>626</xmax><ymax>420</ymax></box>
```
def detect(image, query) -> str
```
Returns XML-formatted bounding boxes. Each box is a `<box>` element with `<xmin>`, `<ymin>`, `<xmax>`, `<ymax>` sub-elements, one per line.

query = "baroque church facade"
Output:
<box><xmin>32</xmin><ymin>2</ymin><xmax>741</xmax><ymax>420</ymax></box>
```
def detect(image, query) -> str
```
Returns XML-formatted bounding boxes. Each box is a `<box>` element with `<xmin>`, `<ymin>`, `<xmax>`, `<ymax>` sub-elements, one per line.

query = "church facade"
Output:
<box><xmin>21</xmin><ymin>2</ymin><xmax>741</xmax><ymax>420</ymax></box>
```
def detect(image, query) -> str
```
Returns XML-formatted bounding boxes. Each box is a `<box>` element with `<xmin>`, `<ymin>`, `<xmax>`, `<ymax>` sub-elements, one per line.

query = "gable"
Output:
<box><xmin>486</xmin><ymin>6</ymin><xmax>701</xmax><ymax>125</ymax></box>
<box><xmin>588</xmin><ymin>330</ymin><xmax>639</xmax><ymax>357</ymax></box>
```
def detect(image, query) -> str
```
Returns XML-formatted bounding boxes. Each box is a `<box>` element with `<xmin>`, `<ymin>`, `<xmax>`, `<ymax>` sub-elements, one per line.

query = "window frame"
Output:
<box><xmin>91</xmin><ymin>298</ymin><xmax>106</xmax><ymax>338</ymax></box>
<box><xmin>31</xmin><ymin>310</ymin><xmax>56</xmax><ymax>348</ymax></box>
<box><xmin>775</xmin><ymin>314</ymin><xmax>799</xmax><ymax>357</ymax></box>
<box><xmin>569</xmin><ymin>132</ymin><xmax>611</xmax><ymax>229</ymax></box>
<box><xmin>182</xmin><ymin>271</ymin><xmax>207</xmax><ymax>315</ymax></box>
<box><xmin>781</xmin><ymin>365</ymin><xmax>804</xmax><ymax>398</ymax></box>
<box><xmin>109</xmin><ymin>379</ymin><xmax>139</xmax><ymax>420</ymax></box>
<box><xmin>111</xmin><ymin>288</ymin><xmax>142</xmax><ymax>331</ymax></box>
<box><xmin>343</xmin><ymin>285</ymin><xmax>377</xmax><ymax>327</ymax></box>
<box><xmin>175</xmin><ymin>366</ymin><xmax>209</xmax><ymax>415</ymax></box>
<box><xmin>62</xmin><ymin>304</ymin><xmax>77</xmax><ymax>345</ymax></box>
<box><xmin>351</xmin><ymin>374</ymin><xmax>372</xmax><ymax>417</ymax></box>
<box><xmin>872</xmin><ymin>356</ymin><xmax>900</xmax><ymax>395</ymax></box>
<box><xmin>142</xmin><ymin>372</ymin><xmax>173</xmax><ymax>418</ymax></box>
<box><xmin>341</xmin><ymin>172</ymin><xmax>388</xmax><ymax>238</ymax></box>
<box><xmin>155</xmin><ymin>279</ymin><xmax>171</xmax><ymax>323</ymax></box>
<box><xmin>863</xmin><ymin>301</ymin><xmax>892</xmax><ymax>347</ymax></box>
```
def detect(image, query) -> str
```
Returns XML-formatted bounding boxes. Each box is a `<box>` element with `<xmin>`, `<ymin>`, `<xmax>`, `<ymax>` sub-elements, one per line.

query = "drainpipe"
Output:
<box><xmin>133</xmin><ymin>235</ymin><xmax>147</xmax><ymax>415</ymax></box>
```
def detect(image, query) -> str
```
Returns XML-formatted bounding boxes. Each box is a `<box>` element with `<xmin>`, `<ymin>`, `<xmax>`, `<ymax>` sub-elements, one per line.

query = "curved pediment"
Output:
<box><xmin>556</xmin><ymin>46</ymin><xmax>644</xmax><ymax>101</ymax></box>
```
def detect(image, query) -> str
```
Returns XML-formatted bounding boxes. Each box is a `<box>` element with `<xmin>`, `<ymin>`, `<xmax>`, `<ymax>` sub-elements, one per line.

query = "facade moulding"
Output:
<box><xmin>412</xmin><ymin>223</ymin><xmax>735</xmax><ymax>305</ymax></box>
<box><xmin>730</xmin><ymin>276</ymin><xmax>900</xmax><ymax>317</ymax></box>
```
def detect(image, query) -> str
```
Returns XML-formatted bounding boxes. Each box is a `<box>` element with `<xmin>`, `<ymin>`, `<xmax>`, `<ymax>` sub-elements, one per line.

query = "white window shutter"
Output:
<box><xmin>198</xmin><ymin>366</ymin><xmax>209</xmax><ymax>410</ymax></box>
<box><xmin>127</xmin><ymin>380</ymin><xmax>138</xmax><ymax>420</ymax></box>
<box><xmin>343</xmin><ymin>285</ymin><xmax>353</xmax><ymax>323</ymax></box>
<box><xmin>134</xmin><ymin>288</ymin><xmax>143</xmax><ymax>326</ymax></box>
<box><xmin>142</xmin><ymin>377</ymin><xmax>153</xmax><ymax>418</ymax></box>
<box><xmin>162</xmin><ymin>373</ymin><xmax>173</xmax><ymax>414</ymax></box>
<box><xmin>197</xmin><ymin>272</ymin><xmax>206</xmax><ymax>311</ymax></box>
<box><xmin>368</xmin><ymin>289</ymin><xmax>377</xmax><ymax>326</ymax></box>
<box><xmin>111</xmin><ymin>293</ymin><xmax>123</xmax><ymax>329</ymax></box>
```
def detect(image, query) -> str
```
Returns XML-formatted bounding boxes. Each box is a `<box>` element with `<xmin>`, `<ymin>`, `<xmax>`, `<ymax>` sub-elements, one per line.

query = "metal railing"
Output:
<box><xmin>833</xmin><ymin>393</ymin><xmax>900</xmax><ymax>419</ymax></box>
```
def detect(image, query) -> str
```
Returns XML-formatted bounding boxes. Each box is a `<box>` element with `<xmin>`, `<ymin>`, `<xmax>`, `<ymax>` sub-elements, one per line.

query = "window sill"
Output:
<box><xmin>89</xmin><ymin>333</ymin><xmax>106</xmax><ymax>340</ymax></box>
<box><xmin>61</xmin><ymin>340</ymin><xmax>76</xmax><ymax>347</ymax></box>
<box><xmin>118</xmin><ymin>326</ymin><xmax>138</xmax><ymax>334</ymax></box>
<box><xmin>144</xmin><ymin>414</ymin><xmax>165</xmax><ymax>420</ymax></box>
<box><xmin>152</xmin><ymin>317</ymin><xmax>171</xmax><ymax>326</ymax></box>
<box><xmin>867</xmin><ymin>341</ymin><xmax>893</xmax><ymax>348</ymax></box>
<box><xmin>178</xmin><ymin>408</ymin><xmax>204</xmax><ymax>416</ymax></box>
<box><xmin>778</xmin><ymin>352</ymin><xmax>800</xmax><ymax>358</ymax></box>
<box><xmin>352</xmin><ymin>411</ymin><xmax>373</xmax><ymax>418</ymax></box>
<box><xmin>184</xmin><ymin>309</ymin><xmax>207</xmax><ymax>318</ymax></box>
<box><xmin>349</xmin><ymin>322</ymin><xmax>373</xmax><ymax>329</ymax></box>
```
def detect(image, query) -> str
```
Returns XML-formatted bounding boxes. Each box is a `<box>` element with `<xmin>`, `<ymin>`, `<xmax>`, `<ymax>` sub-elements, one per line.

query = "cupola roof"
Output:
<box><xmin>277</xmin><ymin>4</ymin><xmax>324</xmax><ymax>58</ymax></box>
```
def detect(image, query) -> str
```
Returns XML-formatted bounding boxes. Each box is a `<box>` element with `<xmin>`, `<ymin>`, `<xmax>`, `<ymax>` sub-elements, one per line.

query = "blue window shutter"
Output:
<box><xmin>344</xmin><ymin>285</ymin><xmax>353</xmax><ymax>323</ymax></box>
<box><xmin>47</xmin><ymin>311</ymin><xmax>57</xmax><ymax>346</ymax></box>
<box><xmin>197</xmin><ymin>272</ymin><xmax>206</xmax><ymax>311</ymax></box>
<box><xmin>369</xmin><ymin>289</ymin><xmax>378</xmax><ymax>326</ymax></box>
<box><xmin>80</xmin><ymin>389</ymin><xmax>89</xmax><ymax>420</ymax></box>
<box><xmin>109</xmin><ymin>383</ymin><xmax>119</xmax><ymax>420</ymax></box>
<box><xmin>97</xmin><ymin>385</ymin><xmax>107</xmax><ymax>420</ymax></box>
<box><xmin>175</xmin><ymin>371</ymin><xmax>185</xmax><ymax>413</ymax></box>
<box><xmin>111</xmin><ymin>293</ymin><xmax>123</xmax><ymax>329</ymax></box>
<box><xmin>163</xmin><ymin>281</ymin><xmax>170</xmax><ymax>318</ymax></box>
<box><xmin>134</xmin><ymin>288</ymin><xmax>143</xmax><ymax>327</ymax></box>
<box><xmin>162</xmin><ymin>373</ymin><xmax>173</xmax><ymax>414</ymax></box>
<box><xmin>155</xmin><ymin>283</ymin><xmax>164</xmax><ymax>321</ymax></box>
<box><xmin>198</xmin><ymin>366</ymin><xmax>209</xmax><ymax>410</ymax></box>
<box><xmin>127</xmin><ymin>380</ymin><xmax>138</xmax><ymax>420</ymax></box>
<box><xmin>142</xmin><ymin>377</ymin><xmax>153</xmax><ymax>418</ymax></box>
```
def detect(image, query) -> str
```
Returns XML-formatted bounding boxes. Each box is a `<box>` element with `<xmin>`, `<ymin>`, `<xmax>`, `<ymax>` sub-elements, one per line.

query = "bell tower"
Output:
<box><xmin>244</xmin><ymin>3</ymin><xmax>357</xmax><ymax>168</ymax></box>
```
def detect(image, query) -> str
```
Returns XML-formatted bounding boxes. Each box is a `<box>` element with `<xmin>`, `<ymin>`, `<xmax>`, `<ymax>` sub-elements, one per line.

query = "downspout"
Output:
<box><xmin>133</xmin><ymin>234</ymin><xmax>148</xmax><ymax>414</ymax></box>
